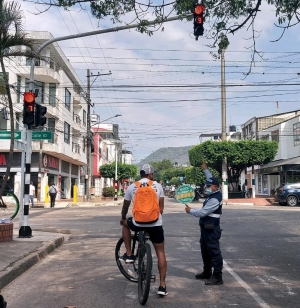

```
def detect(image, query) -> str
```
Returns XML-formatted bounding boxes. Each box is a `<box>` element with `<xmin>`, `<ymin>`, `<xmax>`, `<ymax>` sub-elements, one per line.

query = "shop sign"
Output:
<box><xmin>0</xmin><ymin>154</ymin><xmax>6</xmax><ymax>166</ymax></box>
<box><xmin>43</xmin><ymin>154</ymin><xmax>59</xmax><ymax>170</ymax></box>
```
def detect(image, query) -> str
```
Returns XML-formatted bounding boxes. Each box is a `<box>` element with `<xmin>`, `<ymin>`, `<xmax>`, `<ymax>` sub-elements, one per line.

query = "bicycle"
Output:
<box><xmin>0</xmin><ymin>190</ymin><xmax>20</xmax><ymax>222</ymax></box>
<box><xmin>115</xmin><ymin>230</ymin><xmax>155</xmax><ymax>305</ymax></box>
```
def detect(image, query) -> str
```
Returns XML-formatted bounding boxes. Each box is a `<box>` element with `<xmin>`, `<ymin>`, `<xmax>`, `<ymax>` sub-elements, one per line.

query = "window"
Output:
<box><xmin>65</xmin><ymin>88</ymin><xmax>71</xmax><ymax>110</ymax></box>
<box><xmin>271</xmin><ymin>130</ymin><xmax>279</xmax><ymax>143</ymax></box>
<box><xmin>17</xmin><ymin>76</ymin><xmax>21</xmax><ymax>103</ymax></box>
<box><xmin>26</xmin><ymin>58</ymin><xmax>40</xmax><ymax>66</ymax></box>
<box><xmin>293</xmin><ymin>122</ymin><xmax>300</xmax><ymax>146</ymax></box>
<box><xmin>49</xmin><ymin>83</ymin><xmax>56</xmax><ymax>107</ymax></box>
<box><xmin>25</xmin><ymin>79</ymin><xmax>44</xmax><ymax>104</ymax></box>
<box><xmin>83</xmin><ymin>110</ymin><xmax>87</xmax><ymax>126</ymax></box>
<box><xmin>48</xmin><ymin>118</ymin><xmax>55</xmax><ymax>143</ymax></box>
<box><xmin>64</xmin><ymin>122</ymin><xmax>70</xmax><ymax>144</ymax></box>
<box><xmin>260</xmin><ymin>135</ymin><xmax>269</xmax><ymax>141</ymax></box>
<box><xmin>0</xmin><ymin>72</ymin><xmax>9</xmax><ymax>95</ymax></box>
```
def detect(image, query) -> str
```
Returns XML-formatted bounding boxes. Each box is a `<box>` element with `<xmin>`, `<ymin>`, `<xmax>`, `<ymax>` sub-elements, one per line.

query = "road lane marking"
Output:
<box><xmin>224</xmin><ymin>260</ymin><xmax>270</xmax><ymax>308</ymax></box>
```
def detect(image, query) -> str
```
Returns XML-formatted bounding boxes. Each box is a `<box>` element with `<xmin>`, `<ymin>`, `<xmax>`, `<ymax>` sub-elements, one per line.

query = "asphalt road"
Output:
<box><xmin>2</xmin><ymin>199</ymin><xmax>300</xmax><ymax>308</ymax></box>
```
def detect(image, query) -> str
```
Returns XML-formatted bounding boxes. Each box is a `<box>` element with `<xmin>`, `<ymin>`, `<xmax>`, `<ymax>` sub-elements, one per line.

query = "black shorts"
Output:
<box><xmin>127</xmin><ymin>217</ymin><xmax>164</xmax><ymax>244</ymax></box>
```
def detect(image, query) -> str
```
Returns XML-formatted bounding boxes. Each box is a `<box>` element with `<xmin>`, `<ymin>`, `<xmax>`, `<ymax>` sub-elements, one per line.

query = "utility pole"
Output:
<box><xmin>221</xmin><ymin>49</ymin><xmax>228</xmax><ymax>200</ymax></box>
<box><xmin>114</xmin><ymin>145</ymin><xmax>118</xmax><ymax>201</ymax></box>
<box><xmin>86</xmin><ymin>69</ymin><xmax>91</xmax><ymax>202</ymax></box>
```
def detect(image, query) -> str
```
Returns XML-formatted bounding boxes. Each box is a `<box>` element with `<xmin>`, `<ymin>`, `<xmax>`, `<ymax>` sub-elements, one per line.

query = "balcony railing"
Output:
<box><xmin>73</xmin><ymin>113</ymin><xmax>82</xmax><ymax>126</ymax></box>
<box><xmin>72</xmin><ymin>142</ymin><xmax>81</xmax><ymax>154</ymax></box>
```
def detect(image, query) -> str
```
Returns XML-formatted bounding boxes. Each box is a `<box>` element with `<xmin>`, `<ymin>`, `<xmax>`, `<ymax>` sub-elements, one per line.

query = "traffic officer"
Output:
<box><xmin>185</xmin><ymin>163</ymin><xmax>223</xmax><ymax>285</ymax></box>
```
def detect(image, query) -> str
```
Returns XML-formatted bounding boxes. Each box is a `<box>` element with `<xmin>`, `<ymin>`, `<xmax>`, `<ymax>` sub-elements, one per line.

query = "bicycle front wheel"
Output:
<box><xmin>0</xmin><ymin>191</ymin><xmax>20</xmax><ymax>221</ymax></box>
<box><xmin>115</xmin><ymin>237</ymin><xmax>138</xmax><ymax>282</ymax></box>
<box><xmin>138</xmin><ymin>243</ymin><xmax>152</xmax><ymax>305</ymax></box>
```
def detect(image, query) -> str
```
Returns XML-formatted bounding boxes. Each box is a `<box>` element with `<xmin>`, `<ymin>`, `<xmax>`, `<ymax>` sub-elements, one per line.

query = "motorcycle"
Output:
<box><xmin>193</xmin><ymin>186</ymin><xmax>205</xmax><ymax>201</ymax></box>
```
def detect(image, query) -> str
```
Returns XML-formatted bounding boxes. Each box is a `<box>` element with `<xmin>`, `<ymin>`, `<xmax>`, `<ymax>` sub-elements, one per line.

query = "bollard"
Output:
<box><xmin>45</xmin><ymin>185</ymin><xmax>49</xmax><ymax>203</ymax></box>
<box><xmin>73</xmin><ymin>185</ymin><xmax>77</xmax><ymax>203</ymax></box>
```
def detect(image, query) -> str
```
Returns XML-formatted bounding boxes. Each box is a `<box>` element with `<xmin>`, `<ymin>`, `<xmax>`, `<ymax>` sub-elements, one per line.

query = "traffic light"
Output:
<box><xmin>35</xmin><ymin>103</ymin><xmax>47</xmax><ymax>127</ymax></box>
<box><xmin>193</xmin><ymin>4</ymin><xmax>205</xmax><ymax>39</ymax></box>
<box><xmin>23</xmin><ymin>92</ymin><xmax>35</xmax><ymax>126</ymax></box>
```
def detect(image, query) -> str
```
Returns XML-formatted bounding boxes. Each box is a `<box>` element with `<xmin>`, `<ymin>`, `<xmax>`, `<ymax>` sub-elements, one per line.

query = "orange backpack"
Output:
<box><xmin>132</xmin><ymin>180</ymin><xmax>160</xmax><ymax>224</ymax></box>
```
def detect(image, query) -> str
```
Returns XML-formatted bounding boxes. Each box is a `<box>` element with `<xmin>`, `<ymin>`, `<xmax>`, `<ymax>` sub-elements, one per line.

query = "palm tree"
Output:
<box><xmin>0</xmin><ymin>0</ymin><xmax>36</xmax><ymax>196</ymax></box>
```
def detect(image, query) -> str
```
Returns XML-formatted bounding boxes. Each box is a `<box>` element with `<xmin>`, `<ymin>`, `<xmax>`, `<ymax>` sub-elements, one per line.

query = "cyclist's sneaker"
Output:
<box><xmin>157</xmin><ymin>285</ymin><xmax>168</xmax><ymax>296</ymax></box>
<box><xmin>119</xmin><ymin>253</ymin><xmax>136</xmax><ymax>263</ymax></box>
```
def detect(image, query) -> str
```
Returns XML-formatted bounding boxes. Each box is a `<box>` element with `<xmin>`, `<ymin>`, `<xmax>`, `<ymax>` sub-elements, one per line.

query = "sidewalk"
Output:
<box><xmin>0</xmin><ymin>227</ymin><xmax>69</xmax><ymax>290</ymax></box>
<box><xmin>34</xmin><ymin>197</ymin><xmax>124</xmax><ymax>209</ymax></box>
<box><xmin>0</xmin><ymin>197</ymin><xmax>124</xmax><ymax>291</ymax></box>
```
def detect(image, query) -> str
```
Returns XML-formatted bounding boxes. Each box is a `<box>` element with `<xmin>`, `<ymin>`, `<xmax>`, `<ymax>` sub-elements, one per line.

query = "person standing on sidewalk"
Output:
<box><xmin>185</xmin><ymin>163</ymin><xmax>224</xmax><ymax>285</ymax></box>
<box><xmin>29</xmin><ymin>181</ymin><xmax>35</xmax><ymax>208</ymax></box>
<box><xmin>48</xmin><ymin>182</ymin><xmax>57</xmax><ymax>208</ymax></box>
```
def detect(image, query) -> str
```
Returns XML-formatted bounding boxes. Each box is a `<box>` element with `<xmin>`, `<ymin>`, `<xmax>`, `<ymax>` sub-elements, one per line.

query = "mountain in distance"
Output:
<box><xmin>137</xmin><ymin>146</ymin><xmax>194</xmax><ymax>168</ymax></box>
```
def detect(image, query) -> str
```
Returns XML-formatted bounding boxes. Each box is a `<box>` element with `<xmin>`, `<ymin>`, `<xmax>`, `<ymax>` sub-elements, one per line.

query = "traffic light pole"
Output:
<box><xmin>22</xmin><ymin>13</ymin><xmax>190</xmax><ymax>236</ymax></box>
<box><xmin>19</xmin><ymin>125</ymin><xmax>32</xmax><ymax>237</ymax></box>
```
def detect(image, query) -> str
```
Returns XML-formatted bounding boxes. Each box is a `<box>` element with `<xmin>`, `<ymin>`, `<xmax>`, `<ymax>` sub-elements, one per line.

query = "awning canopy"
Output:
<box><xmin>259</xmin><ymin>157</ymin><xmax>300</xmax><ymax>174</ymax></box>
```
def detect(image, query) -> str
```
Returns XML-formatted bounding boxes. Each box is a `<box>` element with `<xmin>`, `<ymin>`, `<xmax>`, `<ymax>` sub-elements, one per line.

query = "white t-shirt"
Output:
<box><xmin>124</xmin><ymin>178</ymin><xmax>164</xmax><ymax>227</ymax></box>
<box><xmin>29</xmin><ymin>184</ymin><xmax>35</xmax><ymax>196</ymax></box>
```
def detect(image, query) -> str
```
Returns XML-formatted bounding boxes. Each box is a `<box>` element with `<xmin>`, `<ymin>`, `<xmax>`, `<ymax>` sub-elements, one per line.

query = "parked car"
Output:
<box><xmin>275</xmin><ymin>183</ymin><xmax>300</xmax><ymax>206</ymax></box>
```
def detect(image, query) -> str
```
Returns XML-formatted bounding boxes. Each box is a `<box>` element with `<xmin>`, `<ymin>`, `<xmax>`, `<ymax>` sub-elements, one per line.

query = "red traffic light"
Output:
<box><xmin>194</xmin><ymin>4</ymin><xmax>205</xmax><ymax>15</ymax></box>
<box><xmin>24</xmin><ymin>92</ymin><xmax>35</xmax><ymax>103</ymax></box>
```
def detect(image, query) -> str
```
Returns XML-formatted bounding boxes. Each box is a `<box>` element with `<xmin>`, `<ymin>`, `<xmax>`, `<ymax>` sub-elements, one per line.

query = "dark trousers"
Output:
<box><xmin>200</xmin><ymin>225</ymin><xmax>223</xmax><ymax>279</ymax></box>
<box><xmin>50</xmin><ymin>193</ymin><xmax>56</xmax><ymax>207</ymax></box>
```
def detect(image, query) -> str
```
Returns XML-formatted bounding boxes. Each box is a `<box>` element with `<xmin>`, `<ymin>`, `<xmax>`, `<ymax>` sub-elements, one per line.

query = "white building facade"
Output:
<box><xmin>0</xmin><ymin>31</ymin><xmax>88</xmax><ymax>201</ymax></box>
<box><xmin>254</xmin><ymin>112</ymin><xmax>300</xmax><ymax>196</ymax></box>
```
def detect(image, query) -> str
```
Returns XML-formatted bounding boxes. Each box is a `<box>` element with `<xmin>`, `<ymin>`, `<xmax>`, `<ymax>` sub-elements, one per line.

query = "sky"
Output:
<box><xmin>20</xmin><ymin>1</ymin><xmax>300</xmax><ymax>164</ymax></box>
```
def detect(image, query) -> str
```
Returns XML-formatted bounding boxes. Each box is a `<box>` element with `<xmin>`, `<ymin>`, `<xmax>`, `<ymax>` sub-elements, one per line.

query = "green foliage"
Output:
<box><xmin>102</xmin><ymin>187</ymin><xmax>115</xmax><ymax>197</ymax></box>
<box><xmin>99</xmin><ymin>163</ymin><xmax>115</xmax><ymax>179</ymax></box>
<box><xmin>185</xmin><ymin>166</ymin><xmax>220</xmax><ymax>185</ymax></box>
<box><xmin>99</xmin><ymin>162</ymin><xmax>138</xmax><ymax>181</ymax></box>
<box><xmin>161</xmin><ymin>167</ymin><xmax>186</xmax><ymax>182</ymax></box>
<box><xmin>48</xmin><ymin>1</ymin><xmax>300</xmax><ymax>47</ymax></box>
<box><xmin>169</xmin><ymin>177</ymin><xmax>181</xmax><ymax>187</ymax></box>
<box><xmin>189</xmin><ymin>140</ymin><xmax>278</xmax><ymax>189</ymax></box>
<box><xmin>189</xmin><ymin>140</ymin><xmax>278</xmax><ymax>168</ymax></box>
<box><xmin>151</xmin><ymin>159</ymin><xmax>174</xmax><ymax>181</ymax></box>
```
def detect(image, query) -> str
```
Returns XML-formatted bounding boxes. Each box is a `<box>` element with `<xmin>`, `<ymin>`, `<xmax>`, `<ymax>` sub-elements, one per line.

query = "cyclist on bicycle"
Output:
<box><xmin>120</xmin><ymin>164</ymin><xmax>168</xmax><ymax>296</ymax></box>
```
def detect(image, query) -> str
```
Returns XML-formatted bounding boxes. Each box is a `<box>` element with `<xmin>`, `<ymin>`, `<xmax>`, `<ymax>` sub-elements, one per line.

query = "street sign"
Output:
<box><xmin>175</xmin><ymin>184</ymin><xmax>195</xmax><ymax>204</ymax></box>
<box><xmin>32</xmin><ymin>131</ymin><xmax>52</xmax><ymax>140</ymax></box>
<box><xmin>0</xmin><ymin>131</ymin><xmax>21</xmax><ymax>140</ymax></box>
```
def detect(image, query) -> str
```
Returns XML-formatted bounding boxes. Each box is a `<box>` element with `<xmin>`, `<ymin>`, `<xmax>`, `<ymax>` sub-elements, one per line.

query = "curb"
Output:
<box><xmin>0</xmin><ymin>236</ymin><xmax>65</xmax><ymax>290</ymax></box>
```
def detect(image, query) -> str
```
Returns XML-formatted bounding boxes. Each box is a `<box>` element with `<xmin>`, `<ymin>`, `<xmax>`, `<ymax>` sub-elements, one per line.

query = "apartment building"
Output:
<box><xmin>252</xmin><ymin>112</ymin><xmax>300</xmax><ymax>196</ymax></box>
<box><xmin>92</xmin><ymin>123</ymin><xmax>122</xmax><ymax>195</ymax></box>
<box><xmin>0</xmin><ymin>31</ymin><xmax>88</xmax><ymax>201</ymax></box>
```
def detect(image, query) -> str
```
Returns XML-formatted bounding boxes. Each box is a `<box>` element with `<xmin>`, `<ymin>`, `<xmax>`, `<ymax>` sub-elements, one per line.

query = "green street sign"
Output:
<box><xmin>32</xmin><ymin>131</ymin><xmax>52</xmax><ymax>140</ymax></box>
<box><xmin>0</xmin><ymin>131</ymin><xmax>21</xmax><ymax>140</ymax></box>
<box><xmin>175</xmin><ymin>184</ymin><xmax>195</xmax><ymax>204</ymax></box>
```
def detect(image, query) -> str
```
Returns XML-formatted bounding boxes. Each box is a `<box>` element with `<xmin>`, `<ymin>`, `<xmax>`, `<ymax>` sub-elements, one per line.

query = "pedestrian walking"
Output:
<box><xmin>185</xmin><ymin>162</ymin><xmax>223</xmax><ymax>285</ymax></box>
<box><xmin>29</xmin><ymin>181</ymin><xmax>35</xmax><ymax>208</ymax></box>
<box><xmin>48</xmin><ymin>182</ymin><xmax>57</xmax><ymax>208</ymax></box>
<box><xmin>120</xmin><ymin>164</ymin><xmax>168</xmax><ymax>296</ymax></box>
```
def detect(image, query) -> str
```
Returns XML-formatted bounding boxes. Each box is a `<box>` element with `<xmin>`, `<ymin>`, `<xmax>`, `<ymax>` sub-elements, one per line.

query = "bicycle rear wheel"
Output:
<box><xmin>138</xmin><ymin>242</ymin><xmax>152</xmax><ymax>305</ymax></box>
<box><xmin>0</xmin><ymin>191</ymin><xmax>19</xmax><ymax>221</ymax></box>
<box><xmin>115</xmin><ymin>237</ymin><xmax>138</xmax><ymax>282</ymax></box>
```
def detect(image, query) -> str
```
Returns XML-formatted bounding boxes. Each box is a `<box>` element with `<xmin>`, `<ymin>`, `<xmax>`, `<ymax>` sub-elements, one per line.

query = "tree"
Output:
<box><xmin>34</xmin><ymin>1</ymin><xmax>299</xmax><ymax>49</ymax></box>
<box><xmin>0</xmin><ymin>0</ymin><xmax>36</xmax><ymax>196</ymax></box>
<box><xmin>99</xmin><ymin>162</ymin><xmax>138</xmax><ymax>182</ymax></box>
<box><xmin>151</xmin><ymin>159</ymin><xmax>173</xmax><ymax>181</ymax></box>
<box><xmin>185</xmin><ymin>166</ymin><xmax>220</xmax><ymax>185</ymax></box>
<box><xmin>188</xmin><ymin>140</ymin><xmax>278</xmax><ymax>190</ymax></box>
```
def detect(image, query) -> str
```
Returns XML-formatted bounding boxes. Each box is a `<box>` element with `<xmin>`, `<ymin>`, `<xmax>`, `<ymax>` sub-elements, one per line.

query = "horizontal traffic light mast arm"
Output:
<box><xmin>28</xmin><ymin>13</ymin><xmax>192</xmax><ymax>92</ymax></box>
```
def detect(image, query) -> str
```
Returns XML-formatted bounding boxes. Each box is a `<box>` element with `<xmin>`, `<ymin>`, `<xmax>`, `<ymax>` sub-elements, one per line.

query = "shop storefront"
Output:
<box><xmin>256</xmin><ymin>158</ymin><xmax>300</xmax><ymax>195</ymax></box>
<box><xmin>0</xmin><ymin>152</ymin><xmax>83</xmax><ymax>201</ymax></box>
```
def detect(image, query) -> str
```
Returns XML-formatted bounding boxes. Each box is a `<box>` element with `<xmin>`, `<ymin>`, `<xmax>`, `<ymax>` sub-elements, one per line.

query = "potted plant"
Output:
<box><xmin>102</xmin><ymin>187</ymin><xmax>115</xmax><ymax>200</ymax></box>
